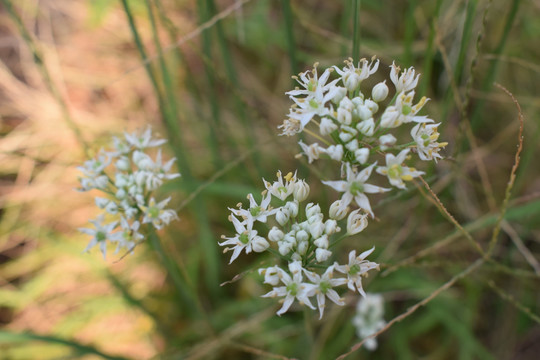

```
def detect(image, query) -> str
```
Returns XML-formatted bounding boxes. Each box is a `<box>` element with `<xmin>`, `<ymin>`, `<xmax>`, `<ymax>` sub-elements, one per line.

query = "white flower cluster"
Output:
<box><xmin>352</xmin><ymin>293</ymin><xmax>386</xmax><ymax>351</ymax></box>
<box><xmin>77</xmin><ymin>127</ymin><xmax>180</xmax><ymax>258</ymax></box>
<box><xmin>220</xmin><ymin>171</ymin><xmax>379</xmax><ymax>318</ymax></box>
<box><xmin>281</xmin><ymin>58</ymin><xmax>448</xmax><ymax>218</ymax></box>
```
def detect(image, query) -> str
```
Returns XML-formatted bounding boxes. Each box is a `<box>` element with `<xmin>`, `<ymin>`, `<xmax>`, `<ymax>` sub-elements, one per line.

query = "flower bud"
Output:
<box><xmin>305</xmin><ymin>203</ymin><xmax>321</xmax><ymax>218</ymax></box>
<box><xmin>379</xmin><ymin>134</ymin><xmax>397</xmax><ymax>151</ymax></box>
<box><xmin>251</xmin><ymin>237</ymin><xmax>269</xmax><ymax>253</ymax></box>
<box><xmin>314</xmin><ymin>234</ymin><xmax>329</xmax><ymax>249</ymax></box>
<box><xmin>105</xmin><ymin>201</ymin><xmax>118</xmax><ymax>215</ymax></box>
<box><xmin>268</xmin><ymin>227</ymin><xmax>284</xmax><ymax>242</ymax></box>
<box><xmin>320</xmin><ymin>117</ymin><xmax>338</xmax><ymax>136</ymax></box>
<box><xmin>95</xmin><ymin>197</ymin><xmax>109</xmax><ymax>209</ymax></box>
<box><xmin>345</xmin><ymin>139</ymin><xmax>359</xmax><ymax>152</ymax></box>
<box><xmin>331</xmin><ymin>86</ymin><xmax>347</xmax><ymax>104</ymax></box>
<box><xmin>372</xmin><ymin>81</ymin><xmax>389</xmax><ymax>102</ymax></box>
<box><xmin>325</xmin><ymin>144</ymin><xmax>344</xmax><ymax>161</ymax></box>
<box><xmin>276</xmin><ymin>208</ymin><xmax>290</xmax><ymax>226</ymax></box>
<box><xmin>297</xmin><ymin>240</ymin><xmax>309</xmax><ymax>255</ymax></box>
<box><xmin>291</xmin><ymin>252</ymin><xmax>302</xmax><ymax>261</ymax></box>
<box><xmin>356</xmin><ymin>118</ymin><xmax>375</xmax><ymax>136</ymax></box>
<box><xmin>95</xmin><ymin>175</ymin><xmax>109</xmax><ymax>189</ymax></box>
<box><xmin>380</xmin><ymin>106</ymin><xmax>400</xmax><ymax>128</ymax></box>
<box><xmin>355</xmin><ymin>148</ymin><xmax>370</xmax><ymax>164</ymax></box>
<box><xmin>296</xmin><ymin>229</ymin><xmax>309</xmax><ymax>243</ymax></box>
<box><xmin>357</xmin><ymin>105</ymin><xmax>372</xmax><ymax>121</ymax></box>
<box><xmin>329</xmin><ymin>200</ymin><xmax>348</xmax><ymax>220</ymax></box>
<box><xmin>364</xmin><ymin>99</ymin><xmax>379</xmax><ymax>114</ymax></box>
<box><xmin>343</xmin><ymin>72</ymin><xmax>361</xmax><ymax>92</ymax></box>
<box><xmin>115</xmin><ymin>156</ymin><xmax>130</xmax><ymax>172</ymax></box>
<box><xmin>283</xmin><ymin>233</ymin><xmax>297</xmax><ymax>245</ymax></box>
<box><xmin>309</xmin><ymin>221</ymin><xmax>325</xmax><ymax>239</ymax></box>
<box><xmin>316</xmin><ymin>248</ymin><xmax>332</xmax><ymax>262</ymax></box>
<box><xmin>260</xmin><ymin>266</ymin><xmax>281</xmax><ymax>286</ymax></box>
<box><xmin>284</xmin><ymin>200</ymin><xmax>299</xmax><ymax>218</ymax></box>
<box><xmin>324</xmin><ymin>219</ymin><xmax>339</xmax><ymax>234</ymax></box>
<box><xmin>293</xmin><ymin>180</ymin><xmax>310</xmax><ymax>202</ymax></box>
<box><xmin>288</xmin><ymin>260</ymin><xmax>303</xmax><ymax>274</ymax></box>
<box><xmin>347</xmin><ymin>209</ymin><xmax>368</xmax><ymax>235</ymax></box>
<box><xmin>337</xmin><ymin>107</ymin><xmax>352</xmax><ymax>125</ymax></box>
<box><xmin>279</xmin><ymin>242</ymin><xmax>293</xmax><ymax>256</ymax></box>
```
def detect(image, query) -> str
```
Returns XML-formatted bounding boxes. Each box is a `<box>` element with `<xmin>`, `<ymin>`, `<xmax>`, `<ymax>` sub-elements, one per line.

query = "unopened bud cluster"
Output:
<box><xmin>219</xmin><ymin>171</ymin><xmax>379</xmax><ymax>318</ymax></box>
<box><xmin>77</xmin><ymin>127</ymin><xmax>180</xmax><ymax>258</ymax></box>
<box><xmin>281</xmin><ymin>58</ymin><xmax>447</xmax><ymax>219</ymax></box>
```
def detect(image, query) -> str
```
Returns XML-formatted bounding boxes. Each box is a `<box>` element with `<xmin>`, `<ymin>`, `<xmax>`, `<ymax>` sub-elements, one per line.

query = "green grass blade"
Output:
<box><xmin>281</xmin><ymin>0</ymin><xmax>298</xmax><ymax>76</ymax></box>
<box><xmin>352</xmin><ymin>0</ymin><xmax>361</xmax><ymax>61</ymax></box>
<box><xmin>0</xmin><ymin>330</ymin><xmax>130</xmax><ymax>360</ymax></box>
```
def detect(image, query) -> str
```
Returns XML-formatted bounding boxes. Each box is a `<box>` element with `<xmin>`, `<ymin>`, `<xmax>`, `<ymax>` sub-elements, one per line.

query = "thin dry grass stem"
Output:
<box><xmin>486</xmin><ymin>259</ymin><xmax>540</xmax><ymax>279</ymax></box>
<box><xmin>337</xmin><ymin>258</ymin><xmax>485</xmax><ymax>359</ymax></box>
<box><xmin>378</xmin><ymin>215</ymin><xmax>416</xmax><ymax>262</ymax></box>
<box><xmin>184</xmin><ymin>307</ymin><xmax>275</xmax><ymax>360</ymax></box>
<box><xmin>501</xmin><ymin>221</ymin><xmax>540</xmax><ymax>275</ymax></box>
<box><xmin>482</xmin><ymin>53</ymin><xmax>540</xmax><ymax>74</ymax></box>
<box><xmin>485</xmin><ymin>280</ymin><xmax>540</xmax><ymax>324</ymax></box>
<box><xmin>381</xmin><ymin>231</ymin><xmax>459</xmax><ymax>277</ymax></box>
<box><xmin>418</xmin><ymin>176</ymin><xmax>485</xmax><ymax>256</ymax></box>
<box><xmin>109</xmin><ymin>0</ymin><xmax>252</xmax><ymax>87</ymax></box>
<box><xmin>435</xmin><ymin>21</ymin><xmax>498</xmax><ymax>211</ymax></box>
<box><xmin>2</xmin><ymin>0</ymin><xmax>89</xmax><ymax>156</ymax></box>
<box><xmin>486</xmin><ymin>83</ymin><xmax>524</xmax><ymax>256</ymax></box>
<box><xmin>229</xmin><ymin>342</ymin><xmax>296</xmax><ymax>360</ymax></box>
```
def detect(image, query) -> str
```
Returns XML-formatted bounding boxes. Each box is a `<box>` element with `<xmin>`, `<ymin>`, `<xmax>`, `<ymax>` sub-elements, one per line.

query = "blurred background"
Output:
<box><xmin>0</xmin><ymin>0</ymin><xmax>539</xmax><ymax>359</ymax></box>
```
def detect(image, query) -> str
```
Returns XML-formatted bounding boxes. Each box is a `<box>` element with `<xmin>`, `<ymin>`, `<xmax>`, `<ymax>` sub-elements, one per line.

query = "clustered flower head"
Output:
<box><xmin>220</xmin><ymin>171</ymin><xmax>379</xmax><ymax>318</ymax></box>
<box><xmin>77</xmin><ymin>126</ymin><xmax>180</xmax><ymax>258</ymax></box>
<box><xmin>281</xmin><ymin>57</ymin><xmax>448</xmax><ymax>219</ymax></box>
<box><xmin>352</xmin><ymin>293</ymin><xmax>386</xmax><ymax>351</ymax></box>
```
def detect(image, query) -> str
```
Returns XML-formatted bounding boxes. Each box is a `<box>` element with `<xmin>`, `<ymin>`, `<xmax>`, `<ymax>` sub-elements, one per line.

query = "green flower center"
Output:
<box><xmin>307</xmin><ymin>79</ymin><xmax>317</xmax><ymax>92</ymax></box>
<box><xmin>349</xmin><ymin>264</ymin><xmax>360</xmax><ymax>275</ymax></box>
<box><xmin>421</xmin><ymin>134</ymin><xmax>430</xmax><ymax>147</ymax></box>
<box><xmin>350</xmin><ymin>181</ymin><xmax>364</xmax><ymax>195</ymax></box>
<box><xmin>239</xmin><ymin>233</ymin><xmax>249</xmax><ymax>244</ymax></box>
<box><xmin>286</xmin><ymin>282</ymin><xmax>298</xmax><ymax>296</ymax></box>
<box><xmin>388</xmin><ymin>164</ymin><xmax>403</xmax><ymax>179</ymax></box>
<box><xmin>278</xmin><ymin>186</ymin><xmax>288</xmax><ymax>193</ymax></box>
<box><xmin>149</xmin><ymin>206</ymin><xmax>160</xmax><ymax>219</ymax></box>
<box><xmin>319</xmin><ymin>280</ymin><xmax>331</xmax><ymax>294</ymax></box>
<box><xmin>402</xmin><ymin>105</ymin><xmax>412</xmax><ymax>115</ymax></box>
<box><xmin>309</xmin><ymin>98</ymin><xmax>319</xmax><ymax>109</ymax></box>
<box><xmin>250</xmin><ymin>206</ymin><xmax>262</xmax><ymax>217</ymax></box>
<box><xmin>96</xmin><ymin>231</ymin><xmax>106</xmax><ymax>242</ymax></box>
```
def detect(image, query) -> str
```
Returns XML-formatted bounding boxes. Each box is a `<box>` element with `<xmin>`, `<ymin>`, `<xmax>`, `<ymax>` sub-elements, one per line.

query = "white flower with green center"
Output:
<box><xmin>139</xmin><ymin>197</ymin><xmax>178</xmax><ymax>230</ymax></box>
<box><xmin>77</xmin><ymin>153</ymin><xmax>111</xmax><ymax>191</ymax></box>
<box><xmin>304</xmin><ymin>265</ymin><xmax>347</xmax><ymax>319</ymax></box>
<box><xmin>230</xmin><ymin>192</ymin><xmax>277</xmax><ymax>224</ymax></box>
<box><xmin>124</xmin><ymin>126</ymin><xmax>167</xmax><ymax>149</ymax></box>
<box><xmin>335</xmin><ymin>247</ymin><xmax>379</xmax><ymax>297</ymax></box>
<box><xmin>287</xmin><ymin>66</ymin><xmax>338</xmax><ymax>100</ymax></box>
<box><xmin>376</xmin><ymin>149</ymin><xmax>424</xmax><ymax>189</ymax></box>
<box><xmin>322</xmin><ymin>163</ymin><xmax>390</xmax><ymax>217</ymax></box>
<box><xmin>411</xmin><ymin>122</ymin><xmax>448</xmax><ymax>162</ymax></box>
<box><xmin>261</xmin><ymin>261</ymin><xmax>317</xmax><ymax>316</ymax></box>
<box><xmin>219</xmin><ymin>215</ymin><xmax>267</xmax><ymax>264</ymax></box>
<box><xmin>333</xmin><ymin>57</ymin><xmax>379</xmax><ymax>92</ymax></box>
<box><xmin>264</xmin><ymin>171</ymin><xmax>297</xmax><ymax>201</ymax></box>
<box><xmin>389</xmin><ymin>62</ymin><xmax>420</xmax><ymax>93</ymax></box>
<box><xmin>380</xmin><ymin>91</ymin><xmax>430</xmax><ymax>128</ymax></box>
<box><xmin>79</xmin><ymin>215</ymin><xmax>118</xmax><ymax>259</ymax></box>
<box><xmin>298</xmin><ymin>140</ymin><xmax>324</xmax><ymax>164</ymax></box>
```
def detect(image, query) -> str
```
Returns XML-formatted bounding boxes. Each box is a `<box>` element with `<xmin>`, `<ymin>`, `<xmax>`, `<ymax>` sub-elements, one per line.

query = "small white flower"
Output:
<box><xmin>322</xmin><ymin>163</ymin><xmax>390</xmax><ymax>217</ymax></box>
<box><xmin>268</xmin><ymin>226</ymin><xmax>285</xmax><ymax>242</ymax></box>
<box><xmin>259</xmin><ymin>265</ymin><xmax>283</xmax><ymax>286</ymax></box>
<box><xmin>376</xmin><ymin>149</ymin><xmax>425</xmax><ymax>189</ymax></box>
<box><xmin>329</xmin><ymin>200</ymin><xmax>348</xmax><ymax>220</ymax></box>
<box><xmin>319</xmin><ymin>117</ymin><xmax>338</xmax><ymax>135</ymax></box>
<box><xmin>124</xmin><ymin>126</ymin><xmax>167</xmax><ymax>149</ymax></box>
<box><xmin>352</xmin><ymin>293</ymin><xmax>386</xmax><ymax>351</ymax></box>
<box><xmin>219</xmin><ymin>215</ymin><xmax>266</xmax><ymax>263</ymax></box>
<box><xmin>261</xmin><ymin>263</ymin><xmax>317</xmax><ymax>316</ymax></box>
<box><xmin>293</xmin><ymin>179</ymin><xmax>310</xmax><ymax>202</ymax></box>
<box><xmin>324</xmin><ymin>144</ymin><xmax>344</xmax><ymax>161</ymax></box>
<box><xmin>139</xmin><ymin>197</ymin><xmax>179</xmax><ymax>230</ymax></box>
<box><xmin>380</xmin><ymin>91</ymin><xmax>430</xmax><ymax>128</ymax></box>
<box><xmin>298</xmin><ymin>141</ymin><xmax>324</xmax><ymax>164</ymax></box>
<box><xmin>390</xmin><ymin>62</ymin><xmax>420</xmax><ymax>93</ymax></box>
<box><xmin>79</xmin><ymin>215</ymin><xmax>118</xmax><ymax>259</ymax></box>
<box><xmin>231</xmin><ymin>192</ymin><xmax>276</xmax><ymax>224</ymax></box>
<box><xmin>304</xmin><ymin>265</ymin><xmax>347</xmax><ymax>319</ymax></box>
<box><xmin>264</xmin><ymin>171</ymin><xmax>296</xmax><ymax>201</ymax></box>
<box><xmin>346</xmin><ymin>209</ymin><xmax>368</xmax><ymax>235</ymax></box>
<box><xmin>354</xmin><ymin>148</ymin><xmax>370</xmax><ymax>165</ymax></box>
<box><xmin>335</xmin><ymin>247</ymin><xmax>379</xmax><ymax>296</ymax></box>
<box><xmin>334</xmin><ymin>58</ymin><xmax>379</xmax><ymax>92</ymax></box>
<box><xmin>315</xmin><ymin>248</ymin><xmax>332</xmax><ymax>263</ymax></box>
<box><xmin>410</xmin><ymin>122</ymin><xmax>447</xmax><ymax>162</ymax></box>
<box><xmin>356</xmin><ymin>118</ymin><xmax>375</xmax><ymax>136</ymax></box>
